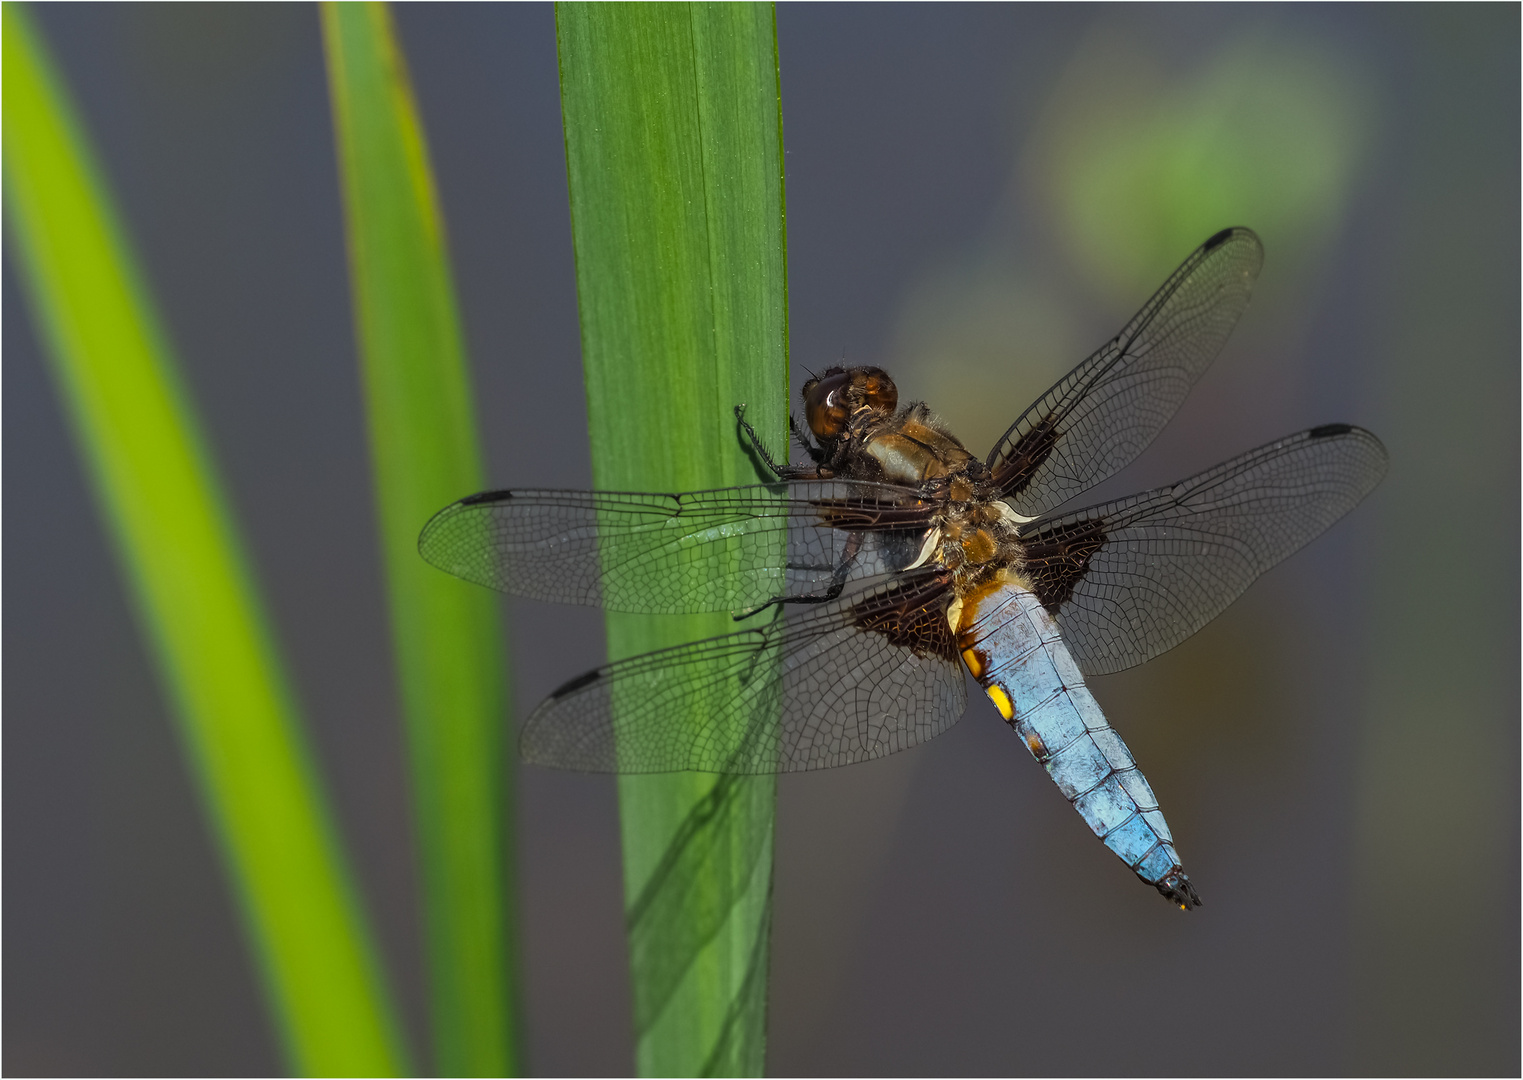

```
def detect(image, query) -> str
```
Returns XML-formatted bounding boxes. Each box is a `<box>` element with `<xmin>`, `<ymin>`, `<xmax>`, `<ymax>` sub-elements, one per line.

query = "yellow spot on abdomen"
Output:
<box><xmin>985</xmin><ymin>683</ymin><xmax>1014</xmax><ymax>721</ymax></box>
<box><xmin>961</xmin><ymin>647</ymin><xmax>984</xmax><ymax>678</ymax></box>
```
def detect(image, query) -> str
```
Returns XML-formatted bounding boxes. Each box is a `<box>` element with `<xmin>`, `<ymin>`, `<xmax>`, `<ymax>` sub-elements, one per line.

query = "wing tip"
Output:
<box><xmin>459</xmin><ymin>488</ymin><xmax>513</xmax><ymax>507</ymax></box>
<box><xmin>549</xmin><ymin>668</ymin><xmax>601</xmax><ymax>699</ymax></box>
<box><xmin>1308</xmin><ymin>422</ymin><xmax>1353</xmax><ymax>439</ymax></box>
<box><xmin>1304</xmin><ymin>423</ymin><xmax>1390</xmax><ymax>481</ymax></box>
<box><xmin>1203</xmin><ymin>226</ymin><xmax>1237</xmax><ymax>251</ymax></box>
<box><xmin>417</xmin><ymin>489</ymin><xmax>508</xmax><ymax>559</ymax></box>
<box><xmin>1203</xmin><ymin>224</ymin><xmax>1261</xmax><ymax>253</ymax></box>
<box><xmin>519</xmin><ymin>688</ymin><xmax>615</xmax><ymax>773</ymax></box>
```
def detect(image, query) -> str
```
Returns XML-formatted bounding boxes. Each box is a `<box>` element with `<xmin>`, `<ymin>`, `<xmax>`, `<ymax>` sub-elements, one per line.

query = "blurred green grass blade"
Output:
<box><xmin>556</xmin><ymin>3</ymin><xmax>788</xmax><ymax>1074</ymax></box>
<box><xmin>1</xmin><ymin>7</ymin><xmax>408</xmax><ymax>1075</ymax></box>
<box><xmin>321</xmin><ymin>4</ymin><xmax>518</xmax><ymax>1076</ymax></box>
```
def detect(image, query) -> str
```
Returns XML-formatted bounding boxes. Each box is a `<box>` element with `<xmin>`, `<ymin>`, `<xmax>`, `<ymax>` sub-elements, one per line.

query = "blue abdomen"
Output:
<box><xmin>955</xmin><ymin>581</ymin><xmax>1200</xmax><ymax>909</ymax></box>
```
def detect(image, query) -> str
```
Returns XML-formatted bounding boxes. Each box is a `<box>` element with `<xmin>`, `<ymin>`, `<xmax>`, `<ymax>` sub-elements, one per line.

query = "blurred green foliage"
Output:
<box><xmin>1029</xmin><ymin>29</ymin><xmax>1375</xmax><ymax>298</ymax></box>
<box><xmin>2</xmin><ymin>6</ymin><xmax>409</xmax><ymax>1074</ymax></box>
<box><xmin>322</xmin><ymin>4</ymin><xmax>518</xmax><ymax>1075</ymax></box>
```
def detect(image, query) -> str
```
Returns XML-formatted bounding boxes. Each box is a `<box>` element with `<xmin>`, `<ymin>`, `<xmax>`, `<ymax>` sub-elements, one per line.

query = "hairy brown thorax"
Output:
<box><xmin>799</xmin><ymin>366</ymin><xmax>1031</xmax><ymax>597</ymax></box>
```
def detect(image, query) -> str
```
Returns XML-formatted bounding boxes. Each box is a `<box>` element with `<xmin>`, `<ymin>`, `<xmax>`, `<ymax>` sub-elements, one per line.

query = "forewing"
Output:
<box><xmin>520</xmin><ymin>571</ymin><xmax>967</xmax><ymax>773</ymax></box>
<box><xmin>1019</xmin><ymin>425</ymin><xmax>1388</xmax><ymax>676</ymax></box>
<box><xmin>989</xmin><ymin>227</ymin><xmax>1264</xmax><ymax>515</ymax></box>
<box><xmin>418</xmin><ymin>480</ymin><xmax>936</xmax><ymax>614</ymax></box>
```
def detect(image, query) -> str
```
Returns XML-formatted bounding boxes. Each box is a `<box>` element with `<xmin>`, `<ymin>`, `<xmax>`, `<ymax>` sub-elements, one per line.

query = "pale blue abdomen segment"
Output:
<box><xmin>958</xmin><ymin>584</ymin><xmax>1199</xmax><ymax>908</ymax></box>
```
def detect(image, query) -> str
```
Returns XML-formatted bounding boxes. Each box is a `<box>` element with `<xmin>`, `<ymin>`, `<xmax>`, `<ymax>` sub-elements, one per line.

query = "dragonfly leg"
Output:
<box><xmin>732</xmin><ymin>529</ymin><xmax>863</xmax><ymax>621</ymax></box>
<box><xmin>735</xmin><ymin>404</ymin><xmax>825</xmax><ymax>480</ymax></box>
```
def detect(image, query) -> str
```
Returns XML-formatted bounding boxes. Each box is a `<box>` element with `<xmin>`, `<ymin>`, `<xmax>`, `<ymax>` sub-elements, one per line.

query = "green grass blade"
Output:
<box><xmin>2</xmin><ymin>7</ymin><xmax>409</xmax><ymax>1075</ymax></box>
<box><xmin>556</xmin><ymin>4</ymin><xmax>788</xmax><ymax>1075</ymax></box>
<box><xmin>321</xmin><ymin>5</ymin><xmax>518</xmax><ymax>1075</ymax></box>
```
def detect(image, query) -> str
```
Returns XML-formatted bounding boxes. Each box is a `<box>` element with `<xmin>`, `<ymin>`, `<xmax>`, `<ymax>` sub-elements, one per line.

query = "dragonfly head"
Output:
<box><xmin>803</xmin><ymin>365</ymin><xmax>898</xmax><ymax>442</ymax></box>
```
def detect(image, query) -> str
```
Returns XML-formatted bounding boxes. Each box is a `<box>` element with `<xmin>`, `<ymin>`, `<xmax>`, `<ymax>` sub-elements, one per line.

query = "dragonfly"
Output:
<box><xmin>419</xmin><ymin>227</ymin><xmax>1387</xmax><ymax>909</ymax></box>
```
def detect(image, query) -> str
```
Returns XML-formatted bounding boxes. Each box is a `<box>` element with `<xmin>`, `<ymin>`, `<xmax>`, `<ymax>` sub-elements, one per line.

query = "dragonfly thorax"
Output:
<box><xmin>903</xmin><ymin>457</ymin><xmax>1029</xmax><ymax>603</ymax></box>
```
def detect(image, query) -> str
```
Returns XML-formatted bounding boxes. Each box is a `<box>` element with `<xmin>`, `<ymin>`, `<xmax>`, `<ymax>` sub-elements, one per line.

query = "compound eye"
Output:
<box><xmin>804</xmin><ymin>370</ymin><xmax>853</xmax><ymax>438</ymax></box>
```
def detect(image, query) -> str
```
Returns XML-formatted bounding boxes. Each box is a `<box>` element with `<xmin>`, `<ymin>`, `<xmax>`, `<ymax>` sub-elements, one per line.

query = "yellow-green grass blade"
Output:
<box><xmin>2</xmin><ymin>7</ymin><xmax>409</xmax><ymax>1075</ymax></box>
<box><xmin>556</xmin><ymin>4</ymin><xmax>788</xmax><ymax>1074</ymax></box>
<box><xmin>322</xmin><ymin>5</ymin><xmax>518</xmax><ymax>1075</ymax></box>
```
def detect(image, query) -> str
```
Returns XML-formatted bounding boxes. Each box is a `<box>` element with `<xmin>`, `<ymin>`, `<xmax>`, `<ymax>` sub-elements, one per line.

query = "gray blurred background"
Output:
<box><xmin>5</xmin><ymin>4</ymin><xmax>1517</xmax><ymax>1075</ymax></box>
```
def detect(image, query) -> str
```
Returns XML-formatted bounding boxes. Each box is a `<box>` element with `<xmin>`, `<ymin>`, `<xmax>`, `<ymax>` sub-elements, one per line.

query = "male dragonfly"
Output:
<box><xmin>419</xmin><ymin>228</ymin><xmax>1387</xmax><ymax>909</ymax></box>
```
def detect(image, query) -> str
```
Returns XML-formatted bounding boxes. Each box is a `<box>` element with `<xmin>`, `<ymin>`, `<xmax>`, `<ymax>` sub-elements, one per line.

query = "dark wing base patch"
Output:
<box><xmin>1020</xmin><ymin>517</ymin><xmax>1107</xmax><ymax>615</ymax></box>
<box><xmin>852</xmin><ymin>571</ymin><xmax>958</xmax><ymax>659</ymax></box>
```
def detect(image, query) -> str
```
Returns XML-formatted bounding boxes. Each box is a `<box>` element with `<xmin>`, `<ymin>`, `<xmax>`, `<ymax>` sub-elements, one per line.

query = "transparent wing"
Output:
<box><xmin>989</xmin><ymin>227</ymin><xmax>1265</xmax><ymax>515</ymax></box>
<box><xmin>520</xmin><ymin>571</ymin><xmax>968</xmax><ymax>773</ymax></box>
<box><xmin>418</xmin><ymin>480</ymin><xmax>937</xmax><ymax>614</ymax></box>
<box><xmin>1018</xmin><ymin>425</ymin><xmax>1388</xmax><ymax>676</ymax></box>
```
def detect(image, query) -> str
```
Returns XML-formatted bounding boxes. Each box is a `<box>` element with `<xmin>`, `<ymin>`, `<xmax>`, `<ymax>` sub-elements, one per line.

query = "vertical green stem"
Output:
<box><xmin>322</xmin><ymin>5</ymin><xmax>518</xmax><ymax>1075</ymax></box>
<box><xmin>3</xmin><ymin>7</ymin><xmax>409</xmax><ymax>1075</ymax></box>
<box><xmin>556</xmin><ymin>3</ymin><xmax>788</xmax><ymax>1074</ymax></box>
